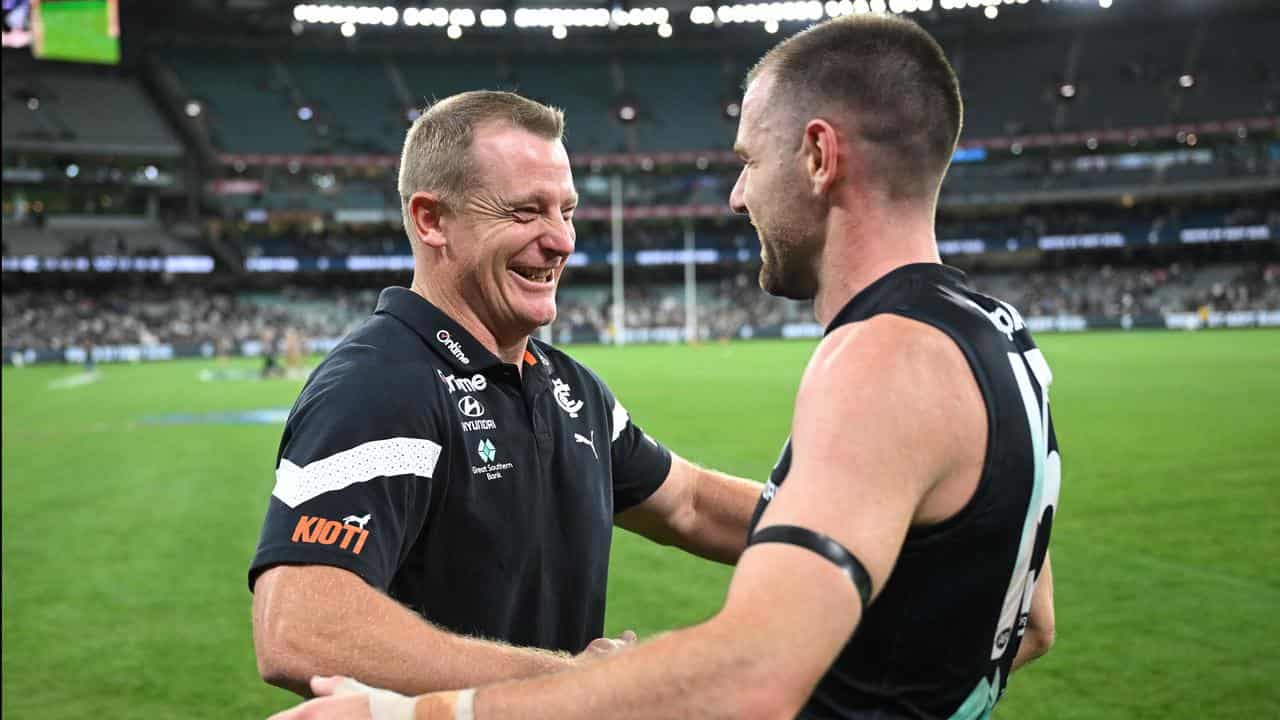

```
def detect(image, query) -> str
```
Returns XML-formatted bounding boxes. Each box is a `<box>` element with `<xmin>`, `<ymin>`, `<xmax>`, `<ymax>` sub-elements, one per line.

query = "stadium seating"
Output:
<box><xmin>2</xmin><ymin>64</ymin><xmax>182</xmax><ymax>155</ymax></box>
<box><xmin>1177</xmin><ymin>18</ymin><xmax>1280</xmax><ymax>122</ymax></box>
<box><xmin>395</xmin><ymin>57</ymin><xmax>503</xmax><ymax>110</ymax></box>
<box><xmin>168</xmin><ymin>52</ymin><xmax>313</xmax><ymax>154</ymax></box>
<box><xmin>286</xmin><ymin>56</ymin><xmax>404</xmax><ymax>152</ymax></box>
<box><xmin>1068</xmin><ymin>24</ymin><xmax>1196</xmax><ymax>131</ymax></box>
<box><xmin>952</xmin><ymin>31</ymin><xmax>1072</xmax><ymax>138</ymax></box>
<box><xmin>1</xmin><ymin>218</ymin><xmax>200</xmax><ymax>257</ymax></box>
<box><xmin>161</xmin><ymin>14</ymin><xmax>1278</xmax><ymax>159</ymax></box>
<box><xmin>510</xmin><ymin>59</ymin><xmax>621</xmax><ymax>153</ymax></box>
<box><xmin>622</xmin><ymin>55</ymin><xmax>734</xmax><ymax>152</ymax></box>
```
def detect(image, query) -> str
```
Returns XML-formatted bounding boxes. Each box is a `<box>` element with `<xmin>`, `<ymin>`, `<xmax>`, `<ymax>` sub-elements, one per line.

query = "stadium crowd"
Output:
<box><xmin>0</xmin><ymin>286</ymin><xmax>371</xmax><ymax>352</ymax></box>
<box><xmin>4</xmin><ymin>262</ymin><xmax>1276</xmax><ymax>353</ymax></box>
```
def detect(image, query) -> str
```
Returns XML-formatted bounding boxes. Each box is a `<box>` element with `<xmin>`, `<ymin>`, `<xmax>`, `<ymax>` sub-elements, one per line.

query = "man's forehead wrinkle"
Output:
<box><xmin>465</xmin><ymin>187</ymin><xmax>509</xmax><ymax>218</ymax></box>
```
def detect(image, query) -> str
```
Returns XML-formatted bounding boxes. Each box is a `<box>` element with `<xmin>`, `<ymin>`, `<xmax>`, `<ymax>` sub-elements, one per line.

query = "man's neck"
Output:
<box><xmin>812</xmin><ymin>204</ymin><xmax>941</xmax><ymax>327</ymax></box>
<box><xmin>409</xmin><ymin>278</ymin><xmax>529</xmax><ymax>372</ymax></box>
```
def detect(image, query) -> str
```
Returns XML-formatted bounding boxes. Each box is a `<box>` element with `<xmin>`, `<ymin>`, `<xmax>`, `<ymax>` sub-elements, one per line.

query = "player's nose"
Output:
<box><xmin>729</xmin><ymin>171</ymin><xmax>748</xmax><ymax>215</ymax></box>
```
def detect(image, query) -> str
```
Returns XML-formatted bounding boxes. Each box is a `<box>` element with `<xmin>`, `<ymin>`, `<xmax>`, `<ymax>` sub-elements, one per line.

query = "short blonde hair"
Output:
<box><xmin>397</xmin><ymin>90</ymin><xmax>564</xmax><ymax>230</ymax></box>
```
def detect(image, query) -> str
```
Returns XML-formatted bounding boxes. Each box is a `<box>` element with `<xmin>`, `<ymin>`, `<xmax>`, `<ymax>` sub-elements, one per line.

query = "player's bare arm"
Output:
<box><xmin>615</xmin><ymin>454</ymin><xmax>761</xmax><ymax>564</ymax></box>
<box><xmin>270</xmin><ymin>313</ymin><xmax>987</xmax><ymax>719</ymax></box>
<box><xmin>253</xmin><ymin>565</ymin><xmax>576</xmax><ymax>697</ymax></box>
<box><xmin>1012</xmin><ymin>553</ymin><xmax>1055</xmax><ymax>671</ymax></box>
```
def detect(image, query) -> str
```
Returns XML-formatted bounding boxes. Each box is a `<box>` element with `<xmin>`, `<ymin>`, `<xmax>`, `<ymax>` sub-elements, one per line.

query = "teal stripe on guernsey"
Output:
<box><xmin>948</xmin><ymin>670</ymin><xmax>1001</xmax><ymax>720</ymax></box>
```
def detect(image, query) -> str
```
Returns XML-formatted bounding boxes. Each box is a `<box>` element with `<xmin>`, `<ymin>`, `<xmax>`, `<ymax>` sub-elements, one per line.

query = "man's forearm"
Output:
<box><xmin>416</xmin><ymin>614</ymin><xmax>791</xmax><ymax>720</ymax></box>
<box><xmin>680</xmin><ymin>469</ymin><xmax>761</xmax><ymax>564</ymax></box>
<box><xmin>254</xmin><ymin>566</ymin><xmax>572</xmax><ymax>697</ymax></box>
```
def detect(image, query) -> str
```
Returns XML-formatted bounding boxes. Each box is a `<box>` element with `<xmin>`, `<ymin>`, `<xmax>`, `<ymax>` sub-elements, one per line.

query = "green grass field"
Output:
<box><xmin>35</xmin><ymin>0</ymin><xmax>120</xmax><ymax>65</ymax></box>
<box><xmin>3</xmin><ymin>331</ymin><xmax>1279</xmax><ymax>718</ymax></box>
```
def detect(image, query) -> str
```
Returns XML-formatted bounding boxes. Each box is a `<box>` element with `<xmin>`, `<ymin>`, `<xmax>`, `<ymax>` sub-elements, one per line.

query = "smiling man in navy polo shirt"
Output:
<box><xmin>249</xmin><ymin>90</ymin><xmax>761</xmax><ymax>699</ymax></box>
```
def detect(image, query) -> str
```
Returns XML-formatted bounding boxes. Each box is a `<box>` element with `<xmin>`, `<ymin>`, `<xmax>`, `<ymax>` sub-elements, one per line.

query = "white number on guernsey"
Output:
<box><xmin>990</xmin><ymin>341</ymin><xmax>1061</xmax><ymax>660</ymax></box>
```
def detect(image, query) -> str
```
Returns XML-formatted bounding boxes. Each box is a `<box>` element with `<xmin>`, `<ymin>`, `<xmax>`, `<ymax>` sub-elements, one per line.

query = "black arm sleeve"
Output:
<box><xmin>248</xmin><ymin>356</ymin><xmax>441</xmax><ymax>591</ymax></box>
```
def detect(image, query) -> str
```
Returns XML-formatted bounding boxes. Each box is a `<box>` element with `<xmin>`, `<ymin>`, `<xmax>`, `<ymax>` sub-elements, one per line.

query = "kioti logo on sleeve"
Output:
<box><xmin>291</xmin><ymin>514</ymin><xmax>371</xmax><ymax>555</ymax></box>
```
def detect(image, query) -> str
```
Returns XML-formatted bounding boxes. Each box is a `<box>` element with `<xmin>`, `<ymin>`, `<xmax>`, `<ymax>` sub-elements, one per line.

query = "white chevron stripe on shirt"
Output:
<box><xmin>272</xmin><ymin>436</ymin><xmax>442</xmax><ymax>508</ymax></box>
<box><xmin>611</xmin><ymin>399</ymin><xmax>630</xmax><ymax>443</ymax></box>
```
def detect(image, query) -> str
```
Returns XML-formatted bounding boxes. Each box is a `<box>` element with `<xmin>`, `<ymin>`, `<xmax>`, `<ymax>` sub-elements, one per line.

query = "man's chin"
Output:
<box><xmin>515</xmin><ymin>304</ymin><xmax>557</xmax><ymax>332</ymax></box>
<box><xmin>759</xmin><ymin>266</ymin><xmax>815</xmax><ymax>301</ymax></box>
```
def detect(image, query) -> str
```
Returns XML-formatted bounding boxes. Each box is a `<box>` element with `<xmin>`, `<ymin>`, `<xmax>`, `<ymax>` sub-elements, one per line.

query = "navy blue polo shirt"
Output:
<box><xmin>249</xmin><ymin>287</ymin><xmax>672</xmax><ymax>653</ymax></box>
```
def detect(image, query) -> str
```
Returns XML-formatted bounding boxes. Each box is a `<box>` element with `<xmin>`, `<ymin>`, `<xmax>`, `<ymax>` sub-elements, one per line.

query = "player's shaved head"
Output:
<box><xmin>747</xmin><ymin>14</ymin><xmax>963</xmax><ymax>204</ymax></box>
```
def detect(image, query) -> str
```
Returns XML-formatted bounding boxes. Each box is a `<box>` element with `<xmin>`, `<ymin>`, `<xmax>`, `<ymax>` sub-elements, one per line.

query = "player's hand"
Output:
<box><xmin>575</xmin><ymin>629</ymin><xmax>638</xmax><ymax>664</ymax></box>
<box><xmin>267</xmin><ymin>676</ymin><xmax>413</xmax><ymax>720</ymax></box>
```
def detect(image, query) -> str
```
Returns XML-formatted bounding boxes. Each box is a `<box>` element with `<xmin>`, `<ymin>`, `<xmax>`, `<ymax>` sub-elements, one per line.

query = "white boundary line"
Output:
<box><xmin>47</xmin><ymin>371</ymin><xmax>102</xmax><ymax>390</ymax></box>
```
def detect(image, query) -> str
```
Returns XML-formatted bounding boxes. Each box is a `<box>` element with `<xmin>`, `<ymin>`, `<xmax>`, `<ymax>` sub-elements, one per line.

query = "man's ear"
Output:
<box><xmin>407</xmin><ymin>191</ymin><xmax>448</xmax><ymax>251</ymax></box>
<box><xmin>802</xmin><ymin>119</ymin><xmax>840</xmax><ymax>196</ymax></box>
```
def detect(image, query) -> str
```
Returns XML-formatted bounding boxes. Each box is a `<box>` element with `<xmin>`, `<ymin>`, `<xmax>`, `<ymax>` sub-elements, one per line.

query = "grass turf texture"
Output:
<box><xmin>3</xmin><ymin>331</ymin><xmax>1278</xmax><ymax>718</ymax></box>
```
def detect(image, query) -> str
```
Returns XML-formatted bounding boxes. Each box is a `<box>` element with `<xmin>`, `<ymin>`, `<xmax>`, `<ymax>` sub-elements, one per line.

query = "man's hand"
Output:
<box><xmin>268</xmin><ymin>676</ymin><xmax>412</xmax><ymax>720</ymax></box>
<box><xmin>574</xmin><ymin>630</ymin><xmax>637</xmax><ymax>665</ymax></box>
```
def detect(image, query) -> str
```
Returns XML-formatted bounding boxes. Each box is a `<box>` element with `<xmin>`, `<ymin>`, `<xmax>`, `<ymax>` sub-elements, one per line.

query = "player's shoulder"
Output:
<box><xmin>801</xmin><ymin>316</ymin><xmax>983</xmax><ymax>469</ymax></box>
<box><xmin>297</xmin><ymin>334</ymin><xmax>441</xmax><ymax>421</ymax></box>
<box><xmin>812</xmin><ymin>314</ymin><xmax>969</xmax><ymax>397</ymax></box>
<box><xmin>822</xmin><ymin>313</ymin><xmax>956</xmax><ymax>361</ymax></box>
<box><xmin>895</xmin><ymin>274</ymin><xmax>1031</xmax><ymax>346</ymax></box>
<box><xmin>281</xmin><ymin>341</ymin><xmax>444</xmax><ymax>464</ymax></box>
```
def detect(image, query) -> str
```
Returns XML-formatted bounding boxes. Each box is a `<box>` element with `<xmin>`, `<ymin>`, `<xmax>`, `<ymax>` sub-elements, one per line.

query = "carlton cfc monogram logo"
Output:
<box><xmin>552</xmin><ymin>378</ymin><xmax>584</xmax><ymax>418</ymax></box>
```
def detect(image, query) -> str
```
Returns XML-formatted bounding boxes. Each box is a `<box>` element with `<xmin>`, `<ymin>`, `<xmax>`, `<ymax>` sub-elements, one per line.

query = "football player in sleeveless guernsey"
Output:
<box><xmin>272</xmin><ymin>14</ymin><xmax>1058</xmax><ymax>720</ymax></box>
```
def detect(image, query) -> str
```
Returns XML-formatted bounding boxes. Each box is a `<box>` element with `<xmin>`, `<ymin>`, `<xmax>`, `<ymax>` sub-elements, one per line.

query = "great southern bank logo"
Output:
<box><xmin>436</xmin><ymin>330</ymin><xmax>470</xmax><ymax>365</ymax></box>
<box><xmin>477</xmin><ymin>438</ymin><xmax>497</xmax><ymax>463</ymax></box>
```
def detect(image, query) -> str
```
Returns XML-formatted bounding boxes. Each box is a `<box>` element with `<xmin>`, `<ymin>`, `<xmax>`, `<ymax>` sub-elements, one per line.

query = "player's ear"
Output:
<box><xmin>802</xmin><ymin>118</ymin><xmax>840</xmax><ymax>196</ymax></box>
<box><xmin>407</xmin><ymin>191</ymin><xmax>448</xmax><ymax>251</ymax></box>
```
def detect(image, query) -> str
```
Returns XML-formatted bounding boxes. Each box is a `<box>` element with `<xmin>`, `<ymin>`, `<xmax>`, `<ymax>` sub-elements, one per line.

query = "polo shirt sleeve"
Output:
<box><xmin>603</xmin><ymin>385</ymin><xmax>673</xmax><ymax>513</ymax></box>
<box><xmin>248</xmin><ymin>356</ymin><xmax>441</xmax><ymax>592</ymax></box>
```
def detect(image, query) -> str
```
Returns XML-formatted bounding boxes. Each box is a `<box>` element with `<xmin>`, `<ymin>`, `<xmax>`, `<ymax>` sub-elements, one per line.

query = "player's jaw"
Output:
<box><xmin>745</xmin><ymin>192</ymin><xmax>822</xmax><ymax>301</ymax></box>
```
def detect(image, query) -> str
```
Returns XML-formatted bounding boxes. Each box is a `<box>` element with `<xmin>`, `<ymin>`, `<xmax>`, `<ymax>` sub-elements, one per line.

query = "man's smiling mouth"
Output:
<box><xmin>510</xmin><ymin>266</ymin><xmax>555</xmax><ymax>283</ymax></box>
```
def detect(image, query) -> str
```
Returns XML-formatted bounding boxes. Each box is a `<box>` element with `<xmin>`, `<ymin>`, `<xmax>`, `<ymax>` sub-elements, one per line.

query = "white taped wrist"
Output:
<box><xmin>367</xmin><ymin>688</ymin><xmax>417</xmax><ymax>720</ymax></box>
<box><xmin>455</xmin><ymin>688</ymin><xmax>477</xmax><ymax>720</ymax></box>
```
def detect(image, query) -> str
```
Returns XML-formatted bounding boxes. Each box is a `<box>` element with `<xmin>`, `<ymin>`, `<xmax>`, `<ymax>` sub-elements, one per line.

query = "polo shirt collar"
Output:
<box><xmin>522</xmin><ymin>341</ymin><xmax>553</xmax><ymax>376</ymax></box>
<box><xmin>375</xmin><ymin>287</ymin><xmax>504</xmax><ymax>372</ymax></box>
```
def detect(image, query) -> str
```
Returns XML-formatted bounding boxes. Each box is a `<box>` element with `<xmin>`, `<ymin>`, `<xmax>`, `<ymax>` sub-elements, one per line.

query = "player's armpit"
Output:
<box><xmin>1012</xmin><ymin>553</ymin><xmax>1055</xmax><ymax>671</ymax></box>
<box><xmin>615</xmin><ymin>453</ymin><xmax>760</xmax><ymax>564</ymax></box>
